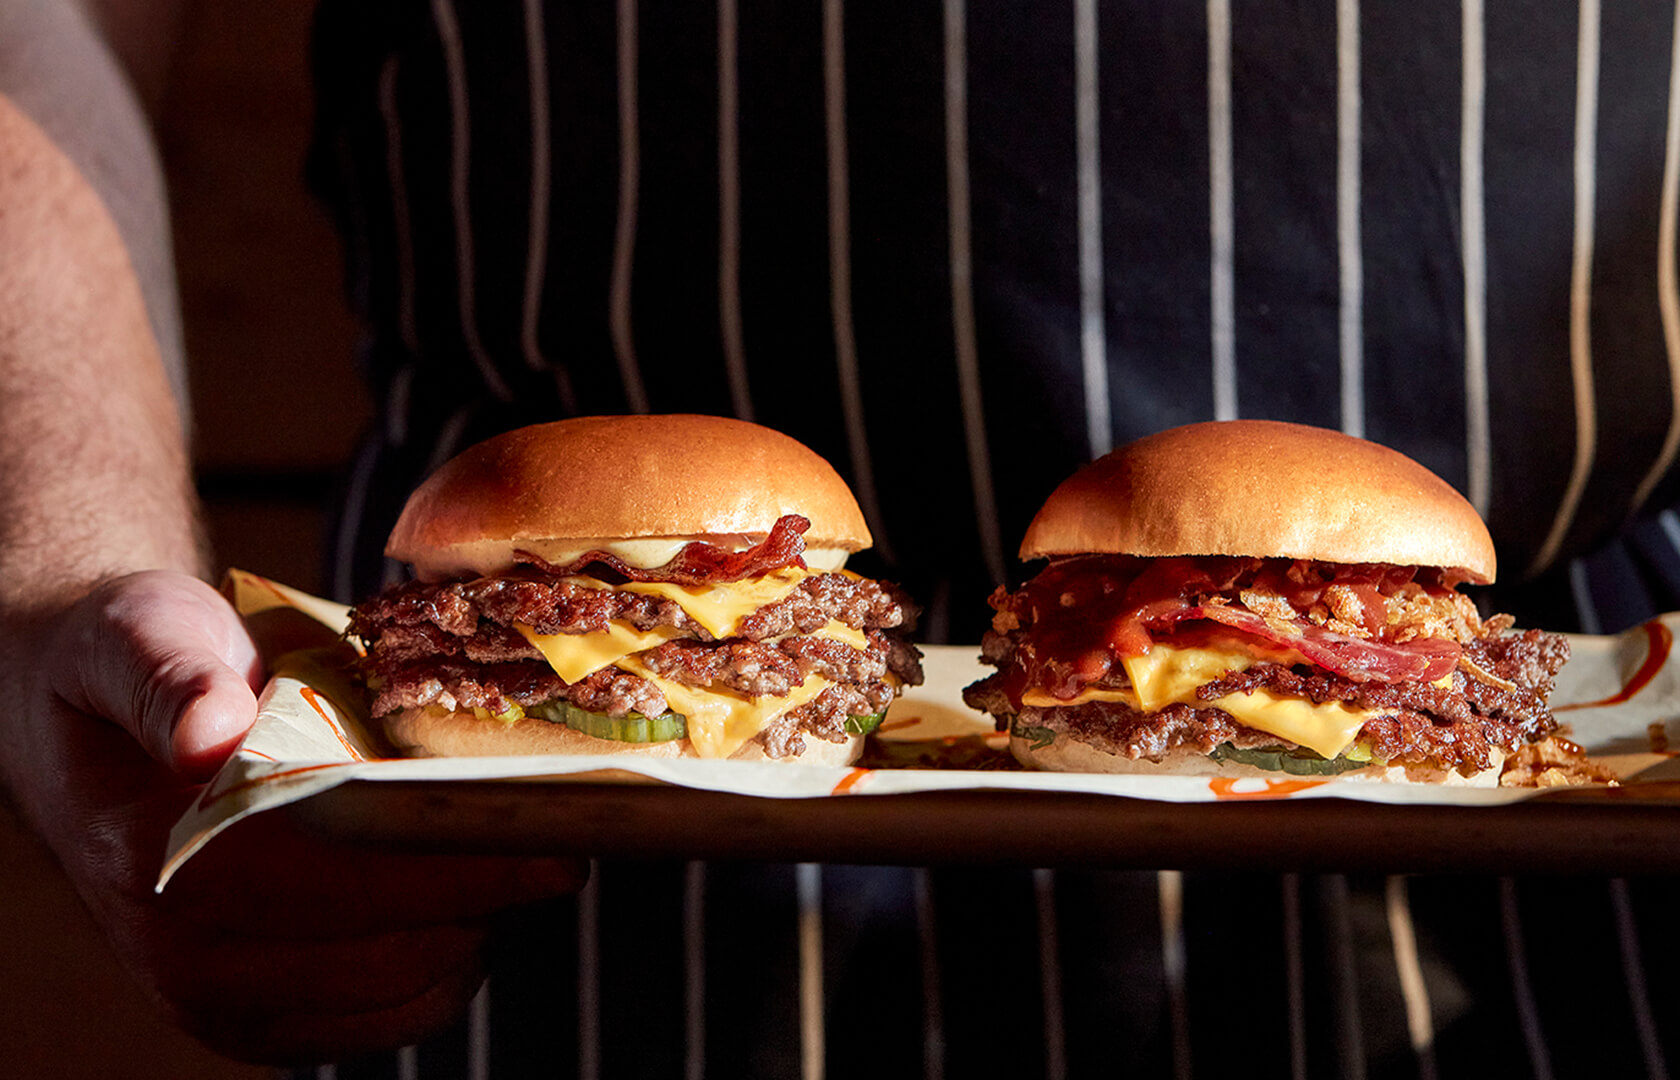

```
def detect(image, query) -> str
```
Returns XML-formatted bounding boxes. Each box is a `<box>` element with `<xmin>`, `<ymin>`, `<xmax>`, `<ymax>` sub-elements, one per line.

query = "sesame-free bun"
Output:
<box><xmin>1020</xmin><ymin>420</ymin><xmax>1496</xmax><ymax>583</ymax></box>
<box><xmin>387</xmin><ymin>415</ymin><xmax>871</xmax><ymax>578</ymax></box>
<box><xmin>1009</xmin><ymin>732</ymin><xmax>1504</xmax><ymax>787</ymax></box>
<box><xmin>384</xmin><ymin>706</ymin><xmax>864</xmax><ymax>765</ymax></box>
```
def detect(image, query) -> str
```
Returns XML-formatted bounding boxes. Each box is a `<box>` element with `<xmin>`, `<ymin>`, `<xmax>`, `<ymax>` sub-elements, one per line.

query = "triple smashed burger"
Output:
<box><xmin>963</xmin><ymin>420</ymin><xmax>1571</xmax><ymax>785</ymax></box>
<box><xmin>350</xmin><ymin>415</ymin><xmax>924</xmax><ymax>765</ymax></box>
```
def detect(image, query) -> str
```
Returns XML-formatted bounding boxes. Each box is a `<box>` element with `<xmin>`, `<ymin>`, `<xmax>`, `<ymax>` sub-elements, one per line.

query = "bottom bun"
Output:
<box><xmin>1010</xmin><ymin>733</ymin><xmax>1506</xmax><ymax>787</ymax></box>
<box><xmin>384</xmin><ymin>706</ymin><xmax>864</xmax><ymax>766</ymax></box>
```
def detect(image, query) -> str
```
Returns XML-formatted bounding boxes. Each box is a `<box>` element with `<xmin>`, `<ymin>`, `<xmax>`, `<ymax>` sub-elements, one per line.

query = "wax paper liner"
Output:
<box><xmin>158</xmin><ymin>570</ymin><xmax>1680</xmax><ymax>890</ymax></box>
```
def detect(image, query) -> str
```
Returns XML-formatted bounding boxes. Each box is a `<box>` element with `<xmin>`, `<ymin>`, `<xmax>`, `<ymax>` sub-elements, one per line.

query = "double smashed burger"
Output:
<box><xmin>351</xmin><ymin>415</ymin><xmax>924</xmax><ymax>765</ymax></box>
<box><xmin>962</xmin><ymin>420</ymin><xmax>1571</xmax><ymax>785</ymax></box>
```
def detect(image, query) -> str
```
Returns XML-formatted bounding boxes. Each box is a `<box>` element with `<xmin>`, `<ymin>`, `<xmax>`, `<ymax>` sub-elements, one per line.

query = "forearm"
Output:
<box><xmin>0</xmin><ymin>1</ymin><xmax>198</xmax><ymax>612</ymax></box>
<box><xmin>0</xmin><ymin>90</ymin><xmax>202</xmax><ymax>614</ymax></box>
<box><xmin>0</xmin><ymin>0</ymin><xmax>184</xmax><ymax>407</ymax></box>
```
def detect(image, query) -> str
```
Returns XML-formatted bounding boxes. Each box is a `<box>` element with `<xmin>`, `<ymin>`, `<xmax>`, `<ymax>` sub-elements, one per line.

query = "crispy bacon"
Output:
<box><xmin>1168</xmin><ymin>604</ymin><xmax>1461</xmax><ymax>683</ymax></box>
<box><xmin>993</xmin><ymin>554</ymin><xmax>1472</xmax><ymax>702</ymax></box>
<box><xmin>516</xmin><ymin>514</ymin><xmax>810</xmax><ymax>585</ymax></box>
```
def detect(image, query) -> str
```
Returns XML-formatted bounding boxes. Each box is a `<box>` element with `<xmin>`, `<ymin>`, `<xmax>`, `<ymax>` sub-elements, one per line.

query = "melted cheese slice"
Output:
<box><xmin>517</xmin><ymin>617</ymin><xmax>866</xmax><ymax>685</ymax></box>
<box><xmin>515</xmin><ymin>570</ymin><xmax>870</xmax><ymax>757</ymax></box>
<box><xmin>516</xmin><ymin>621</ymin><xmax>686</xmax><ymax>684</ymax></box>
<box><xmin>573</xmin><ymin>567</ymin><xmax>813</xmax><ymax>638</ymax></box>
<box><xmin>617</xmin><ymin>656</ymin><xmax>831</xmax><ymax>759</ymax></box>
<box><xmin>1020</xmin><ymin>643</ymin><xmax>1375</xmax><ymax>760</ymax></box>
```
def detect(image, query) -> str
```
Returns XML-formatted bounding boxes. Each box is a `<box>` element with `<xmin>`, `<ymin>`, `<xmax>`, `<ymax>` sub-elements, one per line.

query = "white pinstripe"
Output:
<box><xmin>1323</xmin><ymin>875</ymin><xmax>1366</xmax><ymax>1080</ymax></box>
<box><xmin>943</xmin><ymin>0</ymin><xmax>1003</xmax><ymax>585</ymax></box>
<box><xmin>684</xmin><ymin>862</ymin><xmax>707</xmax><ymax>1080</ymax></box>
<box><xmin>468</xmin><ymin>981</ymin><xmax>490</xmax><ymax>1080</ymax></box>
<box><xmin>1462</xmin><ymin>0</ymin><xmax>1492</xmax><ymax>517</ymax></box>
<box><xmin>610</xmin><ymin>0</ymin><xmax>650</xmax><ymax>413</ymax></box>
<box><xmin>386</xmin><ymin>364</ymin><xmax>414</xmax><ymax>449</ymax></box>
<box><xmin>1630</xmin><ymin>1</ymin><xmax>1680</xmax><ymax>518</ymax></box>
<box><xmin>331</xmin><ymin>434</ymin><xmax>382</xmax><ymax>601</ymax></box>
<box><xmin>520</xmin><ymin>0</ymin><xmax>576</xmax><ymax>412</ymax></box>
<box><xmin>1159</xmin><ymin>870</ymin><xmax>1192</xmax><ymax>1080</ymax></box>
<box><xmin>1033</xmin><ymin>868</ymin><xmax>1067</xmax><ymax>1080</ymax></box>
<box><xmin>1337</xmin><ymin>0</ymin><xmax>1363</xmax><ymax>438</ymax></box>
<box><xmin>797</xmin><ymin>863</ymin><xmax>825</xmax><ymax>1080</ymax></box>
<box><xmin>397</xmin><ymin>1045</ymin><xmax>418</xmax><ymax>1080</ymax></box>
<box><xmin>719</xmin><ymin>0</ymin><xmax>752</xmax><ymax>420</ymax></box>
<box><xmin>913</xmin><ymin>868</ymin><xmax>945</xmax><ymax>1080</ymax></box>
<box><xmin>378</xmin><ymin>55</ymin><xmax>421</xmax><ymax>362</ymax></box>
<box><xmin>1531</xmin><ymin>0</ymin><xmax>1602</xmax><ymax>578</ymax></box>
<box><xmin>520</xmin><ymin>0</ymin><xmax>551</xmax><ymax>375</ymax></box>
<box><xmin>1570</xmin><ymin>557</ymin><xmax>1602</xmax><ymax>635</ymax></box>
<box><xmin>1282</xmin><ymin>875</ymin><xmax>1307</xmax><ymax>1080</ymax></box>
<box><xmin>1662</xmin><ymin>508</ymin><xmax>1680</xmax><ymax>556</ymax></box>
<box><xmin>579</xmin><ymin>862</ymin><xmax>602</xmax><ymax>1080</ymax></box>
<box><xmin>1385</xmin><ymin>876</ymin><xmax>1438</xmax><ymax>1080</ymax></box>
<box><xmin>432</xmin><ymin>0</ymin><xmax>513</xmax><ymax>402</ymax></box>
<box><xmin>1611</xmin><ymin>878</ymin><xmax>1672</xmax><ymax>1080</ymax></box>
<box><xmin>1501</xmin><ymin>877</ymin><xmax>1555</xmax><ymax>1080</ymax></box>
<box><xmin>378</xmin><ymin>405</ymin><xmax>476</xmax><ymax>591</ymax></box>
<box><xmin>826</xmin><ymin>0</ymin><xmax>895</xmax><ymax>564</ymax></box>
<box><xmin>1208</xmin><ymin>0</ymin><xmax>1236</xmax><ymax>421</ymax></box>
<box><xmin>1075</xmin><ymin>0</ymin><xmax>1110</xmax><ymax>459</ymax></box>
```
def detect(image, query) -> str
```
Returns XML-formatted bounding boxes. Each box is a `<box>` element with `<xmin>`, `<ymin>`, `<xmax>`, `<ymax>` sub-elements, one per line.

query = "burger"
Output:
<box><xmin>349</xmin><ymin>414</ymin><xmax>924</xmax><ymax>764</ymax></box>
<box><xmin>961</xmin><ymin>420</ymin><xmax>1570</xmax><ymax>785</ymax></box>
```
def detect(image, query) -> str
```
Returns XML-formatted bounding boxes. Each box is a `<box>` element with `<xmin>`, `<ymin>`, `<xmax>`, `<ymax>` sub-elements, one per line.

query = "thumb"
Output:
<box><xmin>54</xmin><ymin>570</ymin><xmax>262</xmax><ymax>780</ymax></box>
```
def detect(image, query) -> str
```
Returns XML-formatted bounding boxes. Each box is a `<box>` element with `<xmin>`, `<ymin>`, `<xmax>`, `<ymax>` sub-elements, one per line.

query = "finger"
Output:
<box><xmin>54</xmin><ymin>571</ymin><xmax>260</xmax><ymax>779</ymax></box>
<box><xmin>166</xmin><ymin>811</ymin><xmax>589</xmax><ymax>939</ymax></box>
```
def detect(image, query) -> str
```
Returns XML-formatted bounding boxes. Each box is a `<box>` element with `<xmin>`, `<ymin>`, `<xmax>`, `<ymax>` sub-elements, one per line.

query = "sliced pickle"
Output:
<box><xmin>1007</xmin><ymin>715</ymin><xmax>1056</xmax><ymax>750</ymax></box>
<box><xmin>1210</xmin><ymin>743</ymin><xmax>1376</xmax><ymax>776</ymax></box>
<box><xmin>844</xmin><ymin>710</ymin><xmax>886</xmax><ymax>736</ymax></box>
<box><xmin>530</xmin><ymin>700</ymin><xmax>687</xmax><ymax>743</ymax></box>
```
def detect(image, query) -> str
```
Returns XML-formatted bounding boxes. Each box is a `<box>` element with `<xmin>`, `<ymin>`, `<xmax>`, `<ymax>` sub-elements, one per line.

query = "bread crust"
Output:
<box><xmin>384</xmin><ymin>706</ymin><xmax>864</xmax><ymax>766</ymax></box>
<box><xmin>387</xmin><ymin>415</ymin><xmax>871</xmax><ymax>574</ymax></box>
<box><xmin>1009</xmin><ymin>732</ymin><xmax>1504</xmax><ymax>786</ymax></box>
<box><xmin>1020</xmin><ymin>420</ymin><xmax>1496</xmax><ymax>583</ymax></box>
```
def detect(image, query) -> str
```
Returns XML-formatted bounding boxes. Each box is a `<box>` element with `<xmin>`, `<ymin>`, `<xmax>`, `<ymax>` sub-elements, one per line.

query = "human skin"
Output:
<box><xmin>0</xmin><ymin>2</ymin><xmax>587</xmax><ymax>1064</ymax></box>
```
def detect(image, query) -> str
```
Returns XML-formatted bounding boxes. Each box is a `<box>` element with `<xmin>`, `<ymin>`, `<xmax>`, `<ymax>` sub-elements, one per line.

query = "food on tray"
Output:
<box><xmin>349</xmin><ymin>414</ymin><xmax>924</xmax><ymax>763</ymax></box>
<box><xmin>962</xmin><ymin>419</ymin><xmax>1575</xmax><ymax>785</ymax></box>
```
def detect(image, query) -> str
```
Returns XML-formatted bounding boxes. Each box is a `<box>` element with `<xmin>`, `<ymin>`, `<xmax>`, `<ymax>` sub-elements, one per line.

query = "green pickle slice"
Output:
<box><xmin>1210</xmin><ymin>743</ymin><xmax>1376</xmax><ymax>776</ymax></box>
<box><xmin>845</xmin><ymin>710</ymin><xmax>886</xmax><ymax>736</ymax></box>
<box><xmin>529</xmin><ymin>700</ymin><xmax>887</xmax><ymax>744</ymax></box>
<box><xmin>531</xmin><ymin>700</ymin><xmax>687</xmax><ymax>743</ymax></box>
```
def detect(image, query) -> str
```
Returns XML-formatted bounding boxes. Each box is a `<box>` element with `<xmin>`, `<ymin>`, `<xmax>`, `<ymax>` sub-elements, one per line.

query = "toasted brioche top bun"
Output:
<box><xmin>1020</xmin><ymin>420</ymin><xmax>1496</xmax><ymax>583</ymax></box>
<box><xmin>384</xmin><ymin>706</ymin><xmax>864</xmax><ymax>765</ymax></box>
<box><xmin>387</xmin><ymin>415</ymin><xmax>871</xmax><ymax>579</ymax></box>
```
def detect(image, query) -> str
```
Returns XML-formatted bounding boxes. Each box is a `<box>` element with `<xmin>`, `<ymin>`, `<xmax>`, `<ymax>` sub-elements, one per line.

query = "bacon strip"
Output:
<box><xmin>1168</xmin><ymin>604</ymin><xmax>1461</xmax><ymax>683</ymax></box>
<box><xmin>516</xmin><ymin>514</ymin><xmax>810</xmax><ymax>585</ymax></box>
<box><xmin>997</xmin><ymin>554</ymin><xmax>1469</xmax><ymax>701</ymax></box>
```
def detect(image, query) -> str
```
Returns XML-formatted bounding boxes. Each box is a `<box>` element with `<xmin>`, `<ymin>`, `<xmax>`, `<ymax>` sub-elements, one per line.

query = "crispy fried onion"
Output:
<box><xmin>1458</xmin><ymin>653</ymin><xmax>1518</xmax><ymax>692</ymax></box>
<box><xmin>1242</xmin><ymin>580</ymin><xmax>1498</xmax><ymax>647</ymax></box>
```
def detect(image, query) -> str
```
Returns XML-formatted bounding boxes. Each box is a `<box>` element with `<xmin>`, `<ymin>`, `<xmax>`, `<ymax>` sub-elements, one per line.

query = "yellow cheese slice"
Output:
<box><xmin>515</xmin><ymin>621</ymin><xmax>686</xmax><ymax>684</ymax></box>
<box><xmin>807</xmin><ymin>620</ymin><xmax>868</xmax><ymax>651</ymax></box>
<box><xmin>1019</xmin><ymin>643</ymin><xmax>1375</xmax><ymax>760</ymax></box>
<box><xmin>562</xmin><ymin>570</ymin><xmax>871</xmax><ymax>649</ymax></box>
<box><xmin>603</xmin><ymin>567</ymin><xmax>813</xmax><ymax>638</ymax></box>
<box><xmin>618</xmin><ymin>656</ymin><xmax>832</xmax><ymax>759</ymax></box>
<box><xmin>518</xmin><ymin>617</ymin><xmax>867</xmax><ymax>686</ymax></box>
<box><xmin>1121</xmin><ymin>644</ymin><xmax>1257</xmax><ymax>711</ymax></box>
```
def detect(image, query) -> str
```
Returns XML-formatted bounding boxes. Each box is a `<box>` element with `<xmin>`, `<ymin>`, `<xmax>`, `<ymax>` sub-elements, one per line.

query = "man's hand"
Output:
<box><xmin>3</xmin><ymin>570</ymin><xmax>588</xmax><ymax>1064</ymax></box>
